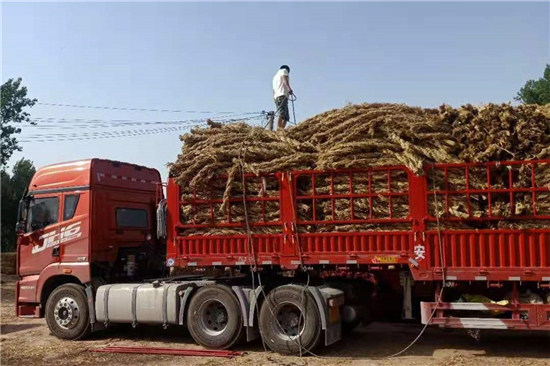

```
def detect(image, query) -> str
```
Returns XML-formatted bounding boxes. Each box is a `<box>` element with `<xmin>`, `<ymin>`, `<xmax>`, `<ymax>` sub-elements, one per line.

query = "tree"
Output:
<box><xmin>1</xmin><ymin>78</ymin><xmax>37</xmax><ymax>167</ymax></box>
<box><xmin>1</xmin><ymin>158</ymin><xmax>36</xmax><ymax>252</ymax></box>
<box><xmin>515</xmin><ymin>64</ymin><xmax>550</xmax><ymax>105</ymax></box>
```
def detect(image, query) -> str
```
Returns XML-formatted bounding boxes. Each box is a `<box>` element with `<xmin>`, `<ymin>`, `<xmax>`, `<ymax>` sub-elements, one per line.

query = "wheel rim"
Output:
<box><xmin>197</xmin><ymin>300</ymin><xmax>228</xmax><ymax>336</ymax></box>
<box><xmin>271</xmin><ymin>302</ymin><xmax>304</xmax><ymax>340</ymax></box>
<box><xmin>53</xmin><ymin>296</ymin><xmax>80</xmax><ymax>329</ymax></box>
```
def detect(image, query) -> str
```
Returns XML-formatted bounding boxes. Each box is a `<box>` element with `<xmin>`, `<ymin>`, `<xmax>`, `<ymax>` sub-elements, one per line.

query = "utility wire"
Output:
<box><xmin>25</xmin><ymin>117</ymin><xmax>255</xmax><ymax>130</ymax></box>
<box><xmin>19</xmin><ymin>125</ymin><xmax>200</xmax><ymax>142</ymax></box>
<box><xmin>21</xmin><ymin>115</ymin><xmax>264</xmax><ymax>137</ymax></box>
<box><xmin>29</xmin><ymin>111</ymin><xmax>261</xmax><ymax>123</ymax></box>
<box><xmin>23</xmin><ymin>113</ymin><xmax>265</xmax><ymax>130</ymax></box>
<box><xmin>19</xmin><ymin>114</ymin><xmax>266</xmax><ymax>142</ymax></box>
<box><xmin>36</xmin><ymin>102</ymin><xmax>255</xmax><ymax>114</ymax></box>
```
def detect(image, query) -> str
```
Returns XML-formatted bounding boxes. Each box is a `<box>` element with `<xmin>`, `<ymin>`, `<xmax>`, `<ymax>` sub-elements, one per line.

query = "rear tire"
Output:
<box><xmin>259</xmin><ymin>285</ymin><xmax>322</xmax><ymax>355</ymax></box>
<box><xmin>45</xmin><ymin>284</ymin><xmax>90</xmax><ymax>340</ymax></box>
<box><xmin>186</xmin><ymin>285</ymin><xmax>245</xmax><ymax>349</ymax></box>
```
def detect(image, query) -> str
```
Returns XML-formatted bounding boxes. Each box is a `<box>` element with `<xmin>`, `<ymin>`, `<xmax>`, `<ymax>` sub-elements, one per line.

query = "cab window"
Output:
<box><xmin>63</xmin><ymin>194</ymin><xmax>80</xmax><ymax>221</ymax></box>
<box><xmin>116</xmin><ymin>208</ymin><xmax>148</xmax><ymax>228</ymax></box>
<box><xmin>27</xmin><ymin>197</ymin><xmax>59</xmax><ymax>232</ymax></box>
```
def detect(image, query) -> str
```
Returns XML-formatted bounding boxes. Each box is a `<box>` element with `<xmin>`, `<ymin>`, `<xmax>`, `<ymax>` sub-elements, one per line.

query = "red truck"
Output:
<box><xmin>15</xmin><ymin>158</ymin><xmax>550</xmax><ymax>355</ymax></box>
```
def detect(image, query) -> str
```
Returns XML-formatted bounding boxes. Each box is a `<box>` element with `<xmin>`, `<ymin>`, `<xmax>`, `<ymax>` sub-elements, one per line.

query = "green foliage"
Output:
<box><xmin>1</xmin><ymin>158</ymin><xmax>36</xmax><ymax>252</ymax></box>
<box><xmin>1</xmin><ymin>78</ymin><xmax>37</xmax><ymax>167</ymax></box>
<box><xmin>515</xmin><ymin>64</ymin><xmax>550</xmax><ymax>105</ymax></box>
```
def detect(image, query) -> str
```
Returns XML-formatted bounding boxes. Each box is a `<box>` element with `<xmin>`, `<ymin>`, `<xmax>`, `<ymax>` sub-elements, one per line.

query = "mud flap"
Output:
<box><xmin>85</xmin><ymin>283</ymin><xmax>105</xmax><ymax>332</ymax></box>
<box><xmin>178</xmin><ymin>286</ymin><xmax>196</xmax><ymax>325</ymax></box>
<box><xmin>309</xmin><ymin>286</ymin><xmax>344</xmax><ymax>346</ymax></box>
<box><xmin>232</xmin><ymin>285</ymin><xmax>262</xmax><ymax>342</ymax></box>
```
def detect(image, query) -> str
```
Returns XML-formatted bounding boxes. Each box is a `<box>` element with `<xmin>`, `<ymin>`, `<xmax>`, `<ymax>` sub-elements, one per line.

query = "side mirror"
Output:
<box><xmin>18</xmin><ymin>234</ymin><xmax>31</xmax><ymax>246</ymax></box>
<box><xmin>16</xmin><ymin>222</ymin><xmax>26</xmax><ymax>235</ymax></box>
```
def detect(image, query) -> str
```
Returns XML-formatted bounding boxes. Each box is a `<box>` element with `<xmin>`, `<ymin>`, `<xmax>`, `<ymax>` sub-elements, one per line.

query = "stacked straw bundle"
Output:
<box><xmin>168</xmin><ymin>103</ymin><xmax>550</xmax><ymax>235</ymax></box>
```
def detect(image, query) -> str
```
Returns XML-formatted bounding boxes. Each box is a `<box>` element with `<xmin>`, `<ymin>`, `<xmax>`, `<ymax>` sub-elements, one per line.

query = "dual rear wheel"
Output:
<box><xmin>259</xmin><ymin>285</ymin><xmax>323</xmax><ymax>355</ymax></box>
<box><xmin>186</xmin><ymin>284</ymin><xmax>323</xmax><ymax>355</ymax></box>
<box><xmin>186</xmin><ymin>285</ymin><xmax>245</xmax><ymax>349</ymax></box>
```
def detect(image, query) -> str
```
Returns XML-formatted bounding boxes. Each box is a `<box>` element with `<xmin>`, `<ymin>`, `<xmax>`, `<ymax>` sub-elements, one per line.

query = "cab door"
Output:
<box><xmin>18</xmin><ymin>195</ymin><xmax>61</xmax><ymax>276</ymax></box>
<box><xmin>58</xmin><ymin>191</ymin><xmax>90</xmax><ymax>264</ymax></box>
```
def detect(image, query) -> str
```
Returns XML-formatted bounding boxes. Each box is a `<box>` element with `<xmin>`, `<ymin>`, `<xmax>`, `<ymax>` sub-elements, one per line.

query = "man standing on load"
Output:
<box><xmin>272</xmin><ymin>65</ymin><xmax>293</xmax><ymax>130</ymax></box>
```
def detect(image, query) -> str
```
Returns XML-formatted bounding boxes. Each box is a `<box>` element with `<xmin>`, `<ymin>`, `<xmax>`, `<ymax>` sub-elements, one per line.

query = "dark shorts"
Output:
<box><xmin>274</xmin><ymin>96</ymin><xmax>289</xmax><ymax>121</ymax></box>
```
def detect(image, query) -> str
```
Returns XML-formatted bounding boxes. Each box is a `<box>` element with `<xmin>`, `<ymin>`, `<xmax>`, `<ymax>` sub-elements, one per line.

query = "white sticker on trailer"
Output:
<box><xmin>458</xmin><ymin>318</ymin><xmax>508</xmax><ymax>330</ymax></box>
<box><xmin>449</xmin><ymin>302</ymin><xmax>490</xmax><ymax>310</ymax></box>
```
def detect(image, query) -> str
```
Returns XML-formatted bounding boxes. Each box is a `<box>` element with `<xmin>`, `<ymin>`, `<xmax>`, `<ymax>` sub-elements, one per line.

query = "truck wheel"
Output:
<box><xmin>45</xmin><ymin>284</ymin><xmax>90</xmax><ymax>340</ymax></box>
<box><xmin>186</xmin><ymin>285</ymin><xmax>245</xmax><ymax>349</ymax></box>
<box><xmin>259</xmin><ymin>285</ymin><xmax>322</xmax><ymax>355</ymax></box>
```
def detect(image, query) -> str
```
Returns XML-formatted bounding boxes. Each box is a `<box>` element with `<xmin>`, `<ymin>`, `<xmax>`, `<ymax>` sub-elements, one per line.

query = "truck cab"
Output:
<box><xmin>16</xmin><ymin>159</ymin><xmax>163</xmax><ymax>319</ymax></box>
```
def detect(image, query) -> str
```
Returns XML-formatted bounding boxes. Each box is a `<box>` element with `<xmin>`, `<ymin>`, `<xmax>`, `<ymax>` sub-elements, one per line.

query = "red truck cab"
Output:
<box><xmin>16</xmin><ymin>159</ymin><xmax>162</xmax><ymax>317</ymax></box>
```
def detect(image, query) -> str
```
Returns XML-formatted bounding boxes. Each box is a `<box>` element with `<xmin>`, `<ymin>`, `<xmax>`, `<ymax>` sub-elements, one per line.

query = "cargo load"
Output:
<box><xmin>168</xmin><ymin>103</ymin><xmax>550</xmax><ymax>234</ymax></box>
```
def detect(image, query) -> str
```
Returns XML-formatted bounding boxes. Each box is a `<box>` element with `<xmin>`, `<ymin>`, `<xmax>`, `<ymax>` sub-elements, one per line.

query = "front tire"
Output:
<box><xmin>45</xmin><ymin>284</ymin><xmax>90</xmax><ymax>340</ymax></box>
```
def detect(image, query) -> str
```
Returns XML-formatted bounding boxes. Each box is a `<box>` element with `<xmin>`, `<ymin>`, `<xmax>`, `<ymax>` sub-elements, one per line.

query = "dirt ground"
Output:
<box><xmin>1</xmin><ymin>275</ymin><xmax>549</xmax><ymax>366</ymax></box>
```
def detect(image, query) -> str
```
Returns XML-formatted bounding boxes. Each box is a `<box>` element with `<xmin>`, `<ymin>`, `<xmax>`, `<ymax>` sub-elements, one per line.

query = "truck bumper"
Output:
<box><xmin>421</xmin><ymin>301</ymin><xmax>550</xmax><ymax>331</ymax></box>
<box><xmin>16</xmin><ymin>276</ymin><xmax>41</xmax><ymax>318</ymax></box>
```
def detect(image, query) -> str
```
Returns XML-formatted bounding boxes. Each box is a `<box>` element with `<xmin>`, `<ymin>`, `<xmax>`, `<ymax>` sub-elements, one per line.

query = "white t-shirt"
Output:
<box><xmin>272</xmin><ymin>69</ymin><xmax>290</xmax><ymax>99</ymax></box>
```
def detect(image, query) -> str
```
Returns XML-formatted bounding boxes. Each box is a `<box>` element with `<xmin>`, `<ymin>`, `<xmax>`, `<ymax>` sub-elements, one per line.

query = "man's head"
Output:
<box><xmin>280</xmin><ymin>65</ymin><xmax>290</xmax><ymax>73</ymax></box>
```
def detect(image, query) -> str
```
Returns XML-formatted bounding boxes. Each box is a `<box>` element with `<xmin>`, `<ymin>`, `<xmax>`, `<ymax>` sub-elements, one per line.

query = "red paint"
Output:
<box><xmin>17</xmin><ymin>159</ymin><xmax>160</xmax><ymax>311</ymax></box>
<box><xmin>90</xmin><ymin>346</ymin><xmax>243</xmax><ymax>358</ymax></box>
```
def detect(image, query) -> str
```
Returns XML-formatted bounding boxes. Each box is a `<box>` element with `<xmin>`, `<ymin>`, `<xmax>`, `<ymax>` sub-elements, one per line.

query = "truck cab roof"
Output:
<box><xmin>29</xmin><ymin>158</ymin><xmax>161</xmax><ymax>194</ymax></box>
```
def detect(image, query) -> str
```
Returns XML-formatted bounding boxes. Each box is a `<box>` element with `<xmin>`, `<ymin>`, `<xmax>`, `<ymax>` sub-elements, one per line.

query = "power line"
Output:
<box><xmin>19</xmin><ymin>125</ymin><xmax>202</xmax><ymax>142</ymax></box>
<box><xmin>29</xmin><ymin>111</ymin><xmax>258</xmax><ymax>123</ymax></box>
<box><xmin>23</xmin><ymin>114</ymin><xmax>265</xmax><ymax>130</ymax></box>
<box><xmin>23</xmin><ymin>112</ymin><xmax>265</xmax><ymax>131</ymax></box>
<box><xmin>19</xmin><ymin>114</ymin><xmax>266</xmax><ymax>143</ymax></box>
<box><xmin>24</xmin><ymin>113</ymin><xmax>263</xmax><ymax>129</ymax></box>
<box><xmin>36</xmin><ymin>102</ymin><xmax>260</xmax><ymax>115</ymax></box>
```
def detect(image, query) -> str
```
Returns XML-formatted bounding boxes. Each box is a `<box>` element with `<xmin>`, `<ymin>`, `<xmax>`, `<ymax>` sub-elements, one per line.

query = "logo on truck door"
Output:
<box><xmin>32</xmin><ymin>222</ymin><xmax>82</xmax><ymax>254</ymax></box>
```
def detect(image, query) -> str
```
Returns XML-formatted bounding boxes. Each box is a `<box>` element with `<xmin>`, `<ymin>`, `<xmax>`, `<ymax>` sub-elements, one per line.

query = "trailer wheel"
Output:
<box><xmin>186</xmin><ymin>285</ymin><xmax>245</xmax><ymax>349</ymax></box>
<box><xmin>45</xmin><ymin>284</ymin><xmax>90</xmax><ymax>340</ymax></box>
<box><xmin>259</xmin><ymin>285</ymin><xmax>322</xmax><ymax>355</ymax></box>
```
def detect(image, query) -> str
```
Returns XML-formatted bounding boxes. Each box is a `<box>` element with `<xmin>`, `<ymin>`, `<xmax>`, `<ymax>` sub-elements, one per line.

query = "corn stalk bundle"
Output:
<box><xmin>169</xmin><ymin>103</ymin><xmax>550</xmax><ymax>233</ymax></box>
<box><xmin>289</xmin><ymin>103</ymin><xmax>458</xmax><ymax>174</ymax></box>
<box><xmin>440</xmin><ymin>104</ymin><xmax>550</xmax><ymax>162</ymax></box>
<box><xmin>169</xmin><ymin>120</ymin><xmax>316</xmax><ymax>192</ymax></box>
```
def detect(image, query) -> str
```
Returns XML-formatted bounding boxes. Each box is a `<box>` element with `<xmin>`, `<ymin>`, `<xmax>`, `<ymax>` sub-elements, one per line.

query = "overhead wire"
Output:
<box><xmin>36</xmin><ymin>102</ymin><xmax>252</xmax><ymax>114</ymax></box>
<box><xmin>28</xmin><ymin>111</ymin><xmax>262</xmax><ymax>124</ymax></box>
<box><xmin>19</xmin><ymin>114</ymin><xmax>266</xmax><ymax>142</ymax></box>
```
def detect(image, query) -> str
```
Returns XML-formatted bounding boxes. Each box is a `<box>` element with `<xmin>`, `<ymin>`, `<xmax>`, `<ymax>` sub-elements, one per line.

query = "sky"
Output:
<box><xmin>2</xmin><ymin>1</ymin><xmax>549</xmax><ymax>180</ymax></box>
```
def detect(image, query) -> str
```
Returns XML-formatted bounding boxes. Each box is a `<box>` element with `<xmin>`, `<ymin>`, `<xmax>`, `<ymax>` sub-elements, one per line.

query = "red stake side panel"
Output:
<box><xmin>166</xmin><ymin>160</ymin><xmax>550</xmax><ymax>282</ymax></box>
<box><xmin>423</xmin><ymin>230</ymin><xmax>550</xmax><ymax>282</ymax></box>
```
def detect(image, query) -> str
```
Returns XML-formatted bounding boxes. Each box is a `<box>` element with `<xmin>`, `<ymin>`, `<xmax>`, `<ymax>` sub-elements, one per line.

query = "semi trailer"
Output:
<box><xmin>14</xmin><ymin>158</ymin><xmax>550</xmax><ymax>355</ymax></box>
